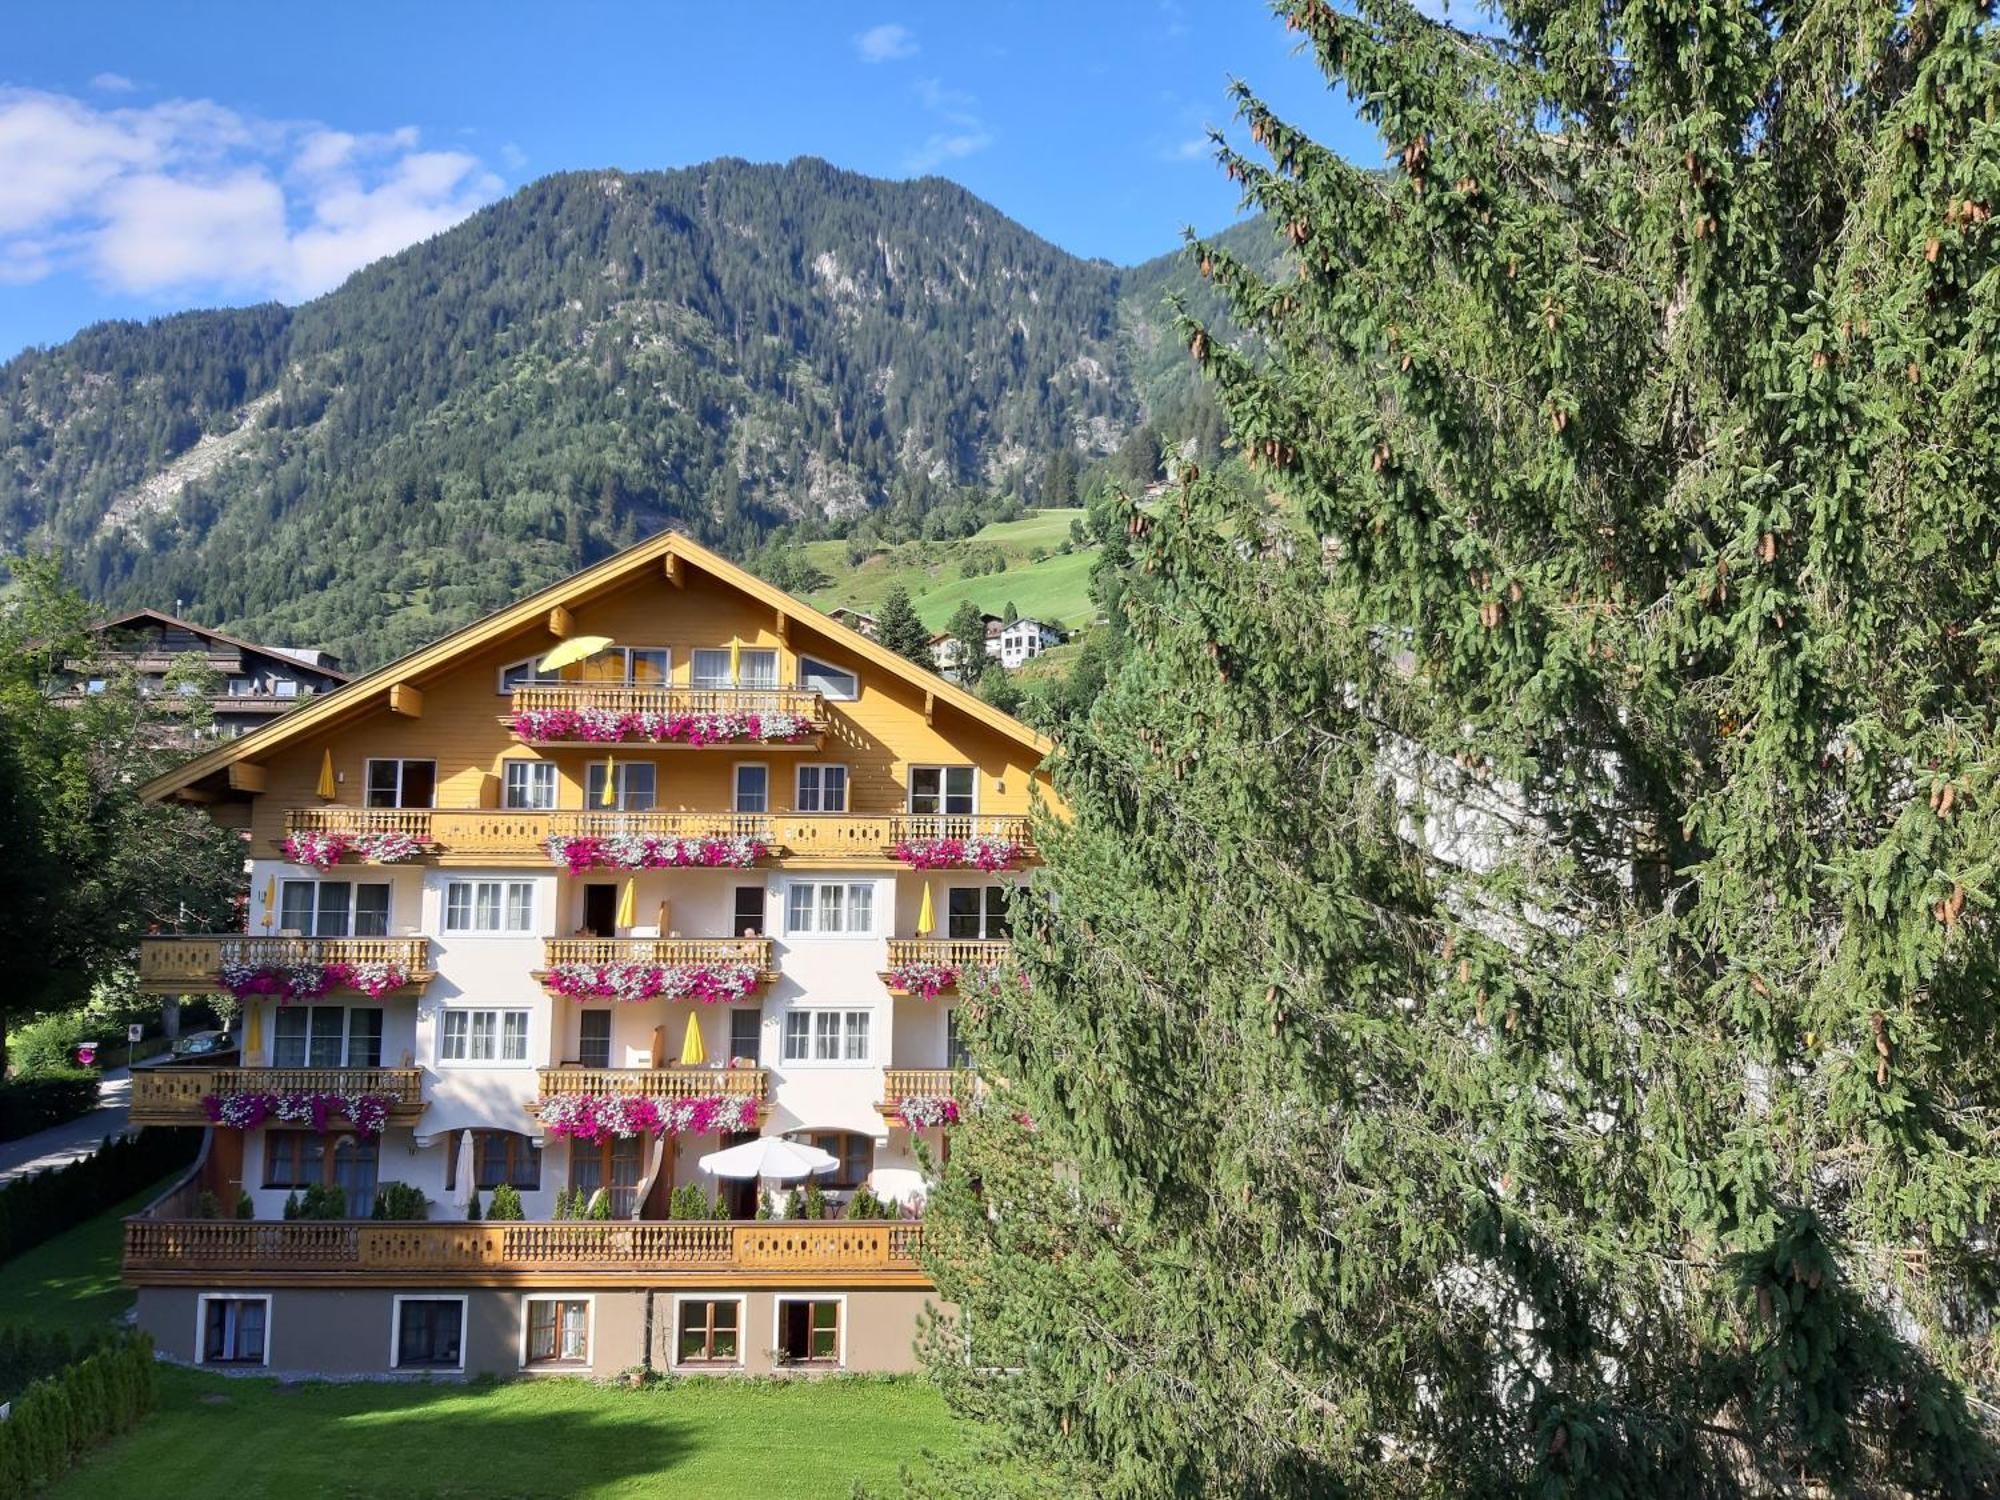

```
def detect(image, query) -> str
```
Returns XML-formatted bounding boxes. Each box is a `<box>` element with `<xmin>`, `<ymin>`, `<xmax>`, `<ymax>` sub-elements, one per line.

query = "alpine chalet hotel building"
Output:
<box><xmin>127</xmin><ymin>532</ymin><xmax>1048</xmax><ymax>1378</ymax></box>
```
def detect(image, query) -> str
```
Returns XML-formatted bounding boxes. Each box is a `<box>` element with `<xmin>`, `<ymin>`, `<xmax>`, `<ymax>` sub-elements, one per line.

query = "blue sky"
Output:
<box><xmin>0</xmin><ymin>2</ymin><xmax>1378</xmax><ymax>361</ymax></box>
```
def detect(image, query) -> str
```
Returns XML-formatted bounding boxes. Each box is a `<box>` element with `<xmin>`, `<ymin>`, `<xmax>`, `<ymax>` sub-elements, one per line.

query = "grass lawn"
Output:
<box><xmin>0</xmin><ymin>1176</ymin><xmax>177</xmax><ymax>1338</ymax></box>
<box><xmin>804</xmin><ymin>508</ymin><xmax>1100</xmax><ymax>631</ymax></box>
<box><xmin>52</xmin><ymin>1367</ymin><xmax>962</xmax><ymax>1499</ymax></box>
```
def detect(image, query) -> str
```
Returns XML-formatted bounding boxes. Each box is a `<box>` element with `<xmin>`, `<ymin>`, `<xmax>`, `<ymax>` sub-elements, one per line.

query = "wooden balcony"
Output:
<box><xmin>123</xmin><ymin>1218</ymin><xmax>929</xmax><ymax>1288</ymax></box>
<box><xmin>508</xmin><ymin>684</ymin><xmax>827</xmax><ymax>748</ymax></box>
<box><xmin>278</xmin><ymin>808</ymin><xmax>1036</xmax><ymax>869</ymax></box>
<box><xmin>541</xmin><ymin>937</ymin><xmax>775</xmax><ymax>982</ymax></box>
<box><xmin>534</xmin><ymin>1066</ymin><xmax>769</xmax><ymax>1103</ymax></box>
<box><xmin>137</xmin><ymin>935</ymin><xmax>433</xmax><ymax>996</ymax></box>
<box><xmin>129</xmin><ymin>1066</ymin><xmax>426</xmax><ymax>1126</ymax></box>
<box><xmin>878</xmin><ymin>1068</ymin><xmax>978</xmax><ymax>1127</ymax></box>
<box><xmin>881</xmin><ymin>938</ymin><xmax>1010</xmax><ymax>994</ymax></box>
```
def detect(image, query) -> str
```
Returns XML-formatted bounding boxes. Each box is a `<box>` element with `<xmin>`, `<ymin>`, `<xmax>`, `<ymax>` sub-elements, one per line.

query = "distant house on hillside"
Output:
<box><xmin>929</xmin><ymin>614</ymin><xmax>1006</xmax><ymax>673</ymax></box>
<box><xmin>51</xmin><ymin>608</ymin><xmax>349</xmax><ymax>743</ymax></box>
<box><xmin>996</xmin><ymin>617</ymin><xmax>1065</xmax><ymax>669</ymax></box>
<box><xmin>827</xmin><ymin>607</ymin><xmax>878</xmax><ymax>639</ymax></box>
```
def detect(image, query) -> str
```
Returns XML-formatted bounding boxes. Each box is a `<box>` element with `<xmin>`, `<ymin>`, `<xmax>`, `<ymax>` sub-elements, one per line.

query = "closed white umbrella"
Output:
<box><xmin>452</xmin><ymin>1130</ymin><xmax>476</xmax><ymax>1214</ymax></box>
<box><xmin>697</xmin><ymin>1136</ymin><xmax>838</xmax><ymax>1182</ymax></box>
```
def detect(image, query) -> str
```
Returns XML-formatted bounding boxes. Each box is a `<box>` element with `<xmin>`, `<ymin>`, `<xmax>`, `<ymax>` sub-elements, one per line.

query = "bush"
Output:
<box><xmin>667</xmin><ymin>1182</ymin><xmax>708</xmax><ymax>1220</ymax></box>
<box><xmin>370</xmin><ymin>1182</ymin><xmax>427</xmax><ymax>1221</ymax></box>
<box><xmin>284</xmin><ymin>1184</ymin><xmax>345</xmax><ymax>1221</ymax></box>
<box><xmin>844</xmin><ymin>1184</ymin><xmax>891</xmax><ymax>1221</ymax></box>
<box><xmin>796</xmin><ymin>1178</ymin><xmax>828</xmax><ymax>1221</ymax></box>
<box><xmin>194</xmin><ymin>1191</ymin><xmax>222</xmax><ymax>1220</ymax></box>
<box><xmin>0</xmin><ymin>1334</ymin><xmax>156</xmax><ymax>1495</ymax></box>
<box><xmin>756</xmin><ymin>1189</ymin><xmax>774</xmax><ymax>1221</ymax></box>
<box><xmin>0</xmin><ymin>1129</ymin><xmax>199</xmax><ymax>1264</ymax></box>
<box><xmin>711</xmin><ymin>1190</ymin><xmax>731</xmax><ymax>1220</ymax></box>
<box><xmin>0</xmin><ymin>1071</ymin><xmax>101</xmax><ymax>1142</ymax></box>
<box><xmin>234</xmin><ymin>1190</ymin><xmax>253</xmax><ymax>1220</ymax></box>
<box><xmin>0</xmin><ymin>1328</ymin><xmax>98</xmax><ymax>1405</ymax></box>
<box><xmin>7</xmin><ymin>1013</ymin><xmax>98</xmax><ymax>1078</ymax></box>
<box><xmin>486</xmin><ymin>1184</ymin><xmax>524</xmax><ymax>1221</ymax></box>
<box><xmin>587</xmin><ymin>1189</ymin><xmax>613</xmax><ymax>1221</ymax></box>
<box><xmin>466</xmin><ymin>1191</ymin><xmax>482</xmax><ymax>1221</ymax></box>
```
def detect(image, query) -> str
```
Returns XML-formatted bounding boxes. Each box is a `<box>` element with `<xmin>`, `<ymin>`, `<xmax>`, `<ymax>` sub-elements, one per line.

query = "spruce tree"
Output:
<box><xmin>947</xmin><ymin>601</ymin><xmax>992</xmax><ymax>685</ymax></box>
<box><xmin>875</xmin><ymin>585</ymin><xmax>934</xmax><ymax>668</ymax></box>
<box><xmin>920</xmin><ymin>0</ymin><xmax>2000</xmax><ymax>1494</ymax></box>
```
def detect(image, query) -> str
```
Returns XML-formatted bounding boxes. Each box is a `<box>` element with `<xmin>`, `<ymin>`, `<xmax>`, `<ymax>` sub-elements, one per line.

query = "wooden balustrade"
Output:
<box><xmin>275</xmin><ymin>809</ymin><xmax>1037</xmax><ymax>867</ymax></box>
<box><xmin>881</xmin><ymin>1068</ymin><xmax>976</xmax><ymax>1104</ymax></box>
<box><xmin>510</xmin><ymin>684</ymin><xmax>826</xmax><ymax>744</ymax></box>
<box><xmin>137</xmin><ymin>936</ymin><xmax>432</xmax><ymax>995</ymax></box>
<box><xmin>534</xmin><ymin>1066</ymin><xmax>768</xmax><ymax>1101</ymax></box>
<box><xmin>129</xmin><ymin>1066</ymin><xmax>426</xmax><ymax>1126</ymax></box>
<box><xmin>123</xmin><ymin>1218</ymin><xmax>928</xmax><ymax>1283</ymax></box>
<box><xmin>882</xmin><ymin>938</ymin><xmax>1010</xmax><ymax>993</ymax></box>
<box><xmin>543</xmin><ymin>937</ymin><xmax>773</xmax><ymax>973</ymax></box>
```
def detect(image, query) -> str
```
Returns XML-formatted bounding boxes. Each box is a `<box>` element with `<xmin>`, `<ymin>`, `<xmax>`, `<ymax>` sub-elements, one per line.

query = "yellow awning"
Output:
<box><xmin>917</xmin><ymin>881</ymin><xmax>935</xmax><ymax>936</ymax></box>
<box><xmin>678</xmin><ymin>1012</ymin><xmax>707</xmax><ymax>1067</ymax></box>
<box><xmin>616</xmin><ymin>878</ymin><xmax>637</xmax><ymax>930</ymax></box>
<box><xmin>537</xmin><ymin>635</ymin><xmax>614</xmax><ymax>674</ymax></box>
<box><xmin>316</xmin><ymin>749</ymin><xmax>336</xmax><ymax>800</ymax></box>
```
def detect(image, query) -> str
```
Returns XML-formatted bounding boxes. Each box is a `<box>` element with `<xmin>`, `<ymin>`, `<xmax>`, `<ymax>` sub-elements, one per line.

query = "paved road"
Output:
<box><xmin>0</xmin><ymin>1068</ymin><xmax>134</xmax><ymax>1185</ymax></box>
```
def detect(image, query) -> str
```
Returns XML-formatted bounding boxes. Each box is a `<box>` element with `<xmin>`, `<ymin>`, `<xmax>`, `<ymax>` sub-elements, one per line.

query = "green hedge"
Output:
<box><xmin>0</xmin><ymin>1129</ymin><xmax>201</xmax><ymax>1264</ymax></box>
<box><xmin>0</xmin><ymin>1329</ymin><xmax>99</xmax><ymax>1406</ymax></box>
<box><xmin>0</xmin><ymin>1072</ymin><xmax>102</xmax><ymax>1143</ymax></box>
<box><xmin>0</xmin><ymin>1333</ymin><xmax>155</xmax><ymax>1494</ymax></box>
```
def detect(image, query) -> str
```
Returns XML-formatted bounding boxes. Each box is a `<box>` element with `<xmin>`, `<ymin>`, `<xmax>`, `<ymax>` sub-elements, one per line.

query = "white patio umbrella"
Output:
<box><xmin>697</xmin><ymin>1136</ymin><xmax>838</xmax><ymax>1181</ymax></box>
<box><xmin>452</xmin><ymin>1130</ymin><xmax>476</xmax><ymax>1216</ymax></box>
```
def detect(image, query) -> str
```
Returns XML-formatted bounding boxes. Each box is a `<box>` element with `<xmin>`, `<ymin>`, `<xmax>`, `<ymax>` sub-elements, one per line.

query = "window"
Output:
<box><xmin>200</xmin><ymin>1296</ymin><xmax>268</xmax><ymax>1366</ymax></box>
<box><xmin>440</xmin><ymin>1008</ymin><xmax>531</xmax><ymax>1063</ymax></box>
<box><xmin>805</xmin><ymin>1134</ymin><xmax>875</xmax><ymax>1189</ymax></box>
<box><xmin>728</xmin><ymin>1008</ymin><xmax>761</xmax><ymax>1064</ymax></box>
<box><xmin>227</xmin><ymin>676</ymin><xmax>253</xmax><ymax>697</ymax></box>
<box><xmin>273</xmin><ymin>679</ymin><xmax>300</xmax><ymax>699</ymax></box>
<box><xmin>732</xmin><ymin>886</ymin><xmax>765</xmax><ymax>937</ymax></box>
<box><xmin>569</xmin><ymin>1135</ymin><xmax>643</xmax><ymax>1218</ymax></box>
<box><xmin>795</xmin><ymin>764</ymin><xmax>848</xmax><ymax>812</ymax></box>
<box><xmin>784</xmin><ymin>881</ymin><xmax>874</xmax><ymax>936</ymax></box>
<box><xmin>498</xmin><ymin>657</ymin><xmax>544</xmax><ymax>694</ymax></box>
<box><xmin>908</xmin><ymin>766</ymin><xmax>975</xmax><ymax>816</ymax></box>
<box><xmin>472</xmin><ymin>1130</ymin><xmax>542</xmax><ymax>1190</ymax></box>
<box><xmin>264</xmin><ymin>1130</ymin><xmax>325</xmax><ymax>1189</ymax></box>
<box><xmin>734</xmin><ymin>764</ymin><xmax>768</xmax><ymax>813</ymax></box>
<box><xmin>586</xmin><ymin>760</ymin><xmax>657</xmax><ymax>811</ymax></box>
<box><xmin>676</xmin><ymin>1298</ymin><xmax>742</xmax><ymax>1365</ymax></box>
<box><xmin>797</xmin><ymin>656</ymin><xmax>858</xmax><ymax>700</ymax></box>
<box><xmin>273</xmin><ymin>1006</ymin><xmax>381</xmax><ymax>1068</ymax></box>
<box><xmin>776</xmin><ymin>1299</ymin><xmax>842</xmax><ymax>1365</ymax></box>
<box><xmin>264</xmin><ymin>1132</ymin><xmax>377</xmax><ymax>1202</ymax></box>
<box><xmin>525</xmin><ymin>1298</ymin><xmax>591</xmax><ymax>1366</ymax></box>
<box><xmin>444</xmin><ymin>880</ymin><xmax>535</xmax><ymax>933</ymax></box>
<box><xmin>568</xmin><ymin>646</ymin><xmax>669</xmax><ymax>685</ymax></box>
<box><xmin>279</xmin><ymin>881</ymin><xmax>390</xmax><ymax>938</ymax></box>
<box><xmin>781</xmin><ymin>1010</ymin><xmax>870</xmax><ymax>1064</ymax></box>
<box><xmin>577</xmin><ymin>1010</ymin><xmax>612</xmax><ymax>1069</ymax></box>
<box><xmin>365</xmin><ymin>759</ymin><xmax>436</xmax><ymax>809</ymax></box>
<box><xmin>947</xmin><ymin>885</ymin><xmax>1012</xmax><ymax>941</ymax></box>
<box><xmin>692</xmin><ymin>648</ymin><xmax>777</xmax><ymax>689</ymax></box>
<box><xmin>84</xmin><ymin>679</ymin><xmax>107</xmax><ymax>695</ymax></box>
<box><xmin>395</xmin><ymin>1298</ymin><xmax>465</xmax><ymax>1370</ymax></box>
<box><xmin>503</xmin><ymin>761</ymin><xmax>557</xmax><ymax>810</ymax></box>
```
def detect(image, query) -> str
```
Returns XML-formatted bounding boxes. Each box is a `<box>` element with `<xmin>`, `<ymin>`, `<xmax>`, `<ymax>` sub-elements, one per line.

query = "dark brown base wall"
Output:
<box><xmin>138</xmin><ymin>1284</ymin><xmax>935</xmax><ymax>1378</ymax></box>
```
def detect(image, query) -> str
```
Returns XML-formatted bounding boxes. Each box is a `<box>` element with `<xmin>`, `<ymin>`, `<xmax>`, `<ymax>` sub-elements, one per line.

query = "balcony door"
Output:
<box><xmin>583</xmin><ymin>884</ymin><xmax>617</xmax><ymax>938</ymax></box>
<box><xmin>570</xmin><ymin>1135</ymin><xmax>643</xmax><ymax>1218</ymax></box>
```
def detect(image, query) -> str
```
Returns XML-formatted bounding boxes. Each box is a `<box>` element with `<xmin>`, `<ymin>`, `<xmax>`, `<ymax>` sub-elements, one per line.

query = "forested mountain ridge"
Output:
<box><xmin>0</xmin><ymin>157</ymin><xmax>1248</xmax><ymax>666</ymax></box>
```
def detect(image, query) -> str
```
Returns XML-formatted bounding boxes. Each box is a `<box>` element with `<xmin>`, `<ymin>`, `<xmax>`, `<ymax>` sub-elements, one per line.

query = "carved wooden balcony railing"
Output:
<box><xmin>137</xmin><ymin>935</ymin><xmax>433</xmax><ymax>996</ymax></box>
<box><xmin>508</xmin><ymin>684</ymin><xmax>827</xmax><ymax>747</ymax></box>
<box><xmin>540</xmin><ymin>936</ymin><xmax>775</xmax><ymax>983</ymax></box>
<box><xmin>534</xmin><ymin>1066</ymin><xmax>769</xmax><ymax>1102</ymax></box>
<box><xmin>129</xmin><ymin>1066</ymin><xmax>426</xmax><ymax>1126</ymax></box>
<box><xmin>880</xmin><ymin>938</ymin><xmax>1009</xmax><ymax>994</ymax></box>
<box><xmin>878</xmin><ymin>1067</ymin><xmax>979</xmax><ymax>1127</ymax></box>
<box><xmin>123</xmin><ymin>1218</ymin><xmax>928</xmax><ymax>1286</ymax></box>
<box><xmin>278</xmin><ymin>808</ymin><xmax>1036</xmax><ymax>867</ymax></box>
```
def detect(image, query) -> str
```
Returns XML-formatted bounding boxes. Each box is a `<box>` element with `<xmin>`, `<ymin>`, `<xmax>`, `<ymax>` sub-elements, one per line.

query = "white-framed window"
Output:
<box><xmin>440</xmin><ymin>1008</ymin><xmax>532</xmax><ymax>1064</ymax></box>
<box><xmin>796</xmin><ymin>656</ymin><xmax>858</xmax><ymax>700</ymax></box>
<box><xmin>366</xmin><ymin>758</ymin><xmax>436</xmax><ymax>809</ymax></box>
<box><xmin>734</xmin><ymin>763</ymin><xmax>769</xmax><ymax>813</ymax></box>
<box><xmin>279</xmin><ymin>880</ymin><xmax>390</xmax><ymax>938</ymax></box>
<box><xmin>585</xmin><ymin>760</ymin><xmax>657</xmax><ymax>811</ymax></box>
<box><xmin>673</xmin><ymin>1294</ymin><xmax>745</xmax><ymax>1368</ymax></box>
<box><xmin>520</xmin><ymin>1295</ymin><xmax>594</xmax><ymax>1368</ymax></box>
<box><xmin>773</xmin><ymin>1295</ymin><xmax>846</xmax><ymax>1367</ymax></box>
<box><xmin>781</xmin><ymin>1009</ymin><xmax>871</xmax><ymax>1063</ymax></box>
<box><xmin>692</xmin><ymin>648</ymin><xmax>778</xmax><ymax>689</ymax></box>
<box><xmin>908</xmin><ymin>765</ymin><xmax>975</xmax><ymax>815</ymax></box>
<box><xmin>498</xmin><ymin>657</ymin><xmax>544</xmax><ymax>694</ymax></box>
<box><xmin>503</xmin><ymin>760</ymin><xmax>558</xmax><ymax>810</ymax></box>
<box><xmin>795</xmin><ymin>764</ymin><xmax>847</xmax><ymax>813</ymax></box>
<box><xmin>947</xmin><ymin>885</ymin><xmax>1012</xmax><ymax>940</ymax></box>
<box><xmin>393</xmin><ymin>1295</ymin><xmax>467</xmax><ymax>1371</ymax></box>
<box><xmin>197</xmin><ymin>1293</ymin><xmax>270</xmax><ymax>1366</ymax></box>
<box><xmin>444</xmin><ymin>879</ymin><xmax>535</xmax><ymax>934</ymax></box>
<box><xmin>783</xmin><ymin>881</ymin><xmax>874</xmax><ymax>936</ymax></box>
<box><xmin>273</xmin><ymin>1005</ymin><xmax>383</xmax><ymax>1068</ymax></box>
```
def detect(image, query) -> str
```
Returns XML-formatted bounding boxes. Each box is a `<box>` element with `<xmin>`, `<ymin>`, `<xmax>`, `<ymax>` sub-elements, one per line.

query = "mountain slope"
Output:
<box><xmin>0</xmin><ymin>158</ymin><xmax>1256</xmax><ymax>666</ymax></box>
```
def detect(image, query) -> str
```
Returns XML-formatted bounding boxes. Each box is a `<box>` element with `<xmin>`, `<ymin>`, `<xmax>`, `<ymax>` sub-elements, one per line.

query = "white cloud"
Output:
<box><xmin>0</xmin><ymin>86</ymin><xmax>503</xmax><ymax>303</ymax></box>
<box><xmin>903</xmin><ymin>76</ymin><xmax>992</xmax><ymax>173</ymax></box>
<box><xmin>500</xmin><ymin>141</ymin><xmax>528</xmax><ymax>170</ymax></box>
<box><xmin>1161</xmin><ymin>137</ymin><xmax>1209</xmax><ymax>163</ymax></box>
<box><xmin>90</xmin><ymin>72</ymin><xmax>137</xmax><ymax>94</ymax></box>
<box><xmin>855</xmin><ymin>23</ymin><xmax>918</xmax><ymax>63</ymax></box>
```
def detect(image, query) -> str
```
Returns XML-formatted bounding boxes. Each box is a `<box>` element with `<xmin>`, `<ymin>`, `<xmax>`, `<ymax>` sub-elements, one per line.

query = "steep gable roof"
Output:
<box><xmin>140</xmin><ymin>530</ymin><xmax>1051</xmax><ymax>801</ymax></box>
<box><xmin>91</xmin><ymin>607</ymin><xmax>352</xmax><ymax>681</ymax></box>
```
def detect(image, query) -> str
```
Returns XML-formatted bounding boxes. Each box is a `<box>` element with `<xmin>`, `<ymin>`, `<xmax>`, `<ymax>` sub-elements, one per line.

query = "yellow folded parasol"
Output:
<box><xmin>599</xmin><ymin>754</ymin><xmax>617</xmax><ymax>806</ymax></box>
<box><xmin>316</xmin><ymin>749</ymin><xmax>336</xmax><ymax>800</ymax></box>
<box><xmin>728</xmin><ymin>637</ymin><xmax>741</xmax><ymax>685</ymax></box>
<box><xmin>244</xmin><ymin>1002</ymin><xmax>262</xmax><ymax>1060</ymax></box>
<box><xmin>678</xmin><ymin>1012</ymin><xmax>707</xmax><ymax>1067</ymax></box>
<box><xmin>917</xmin><ymin>880</ymin><xmax>935</xmax><ymax>936</ymax></box>
<box><xmin>616</xmin><ymin>877</ymin><xmax>637</xmax><ymax>930</ymax></box>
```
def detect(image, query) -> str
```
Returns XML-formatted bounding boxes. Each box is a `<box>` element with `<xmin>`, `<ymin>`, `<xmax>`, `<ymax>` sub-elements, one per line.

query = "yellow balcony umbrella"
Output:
<box><xmin>678</xmin><ymin>1011</ymin><xmax>707</xmax><ymax>1067</ymax></box>
<box><xmin>243</xmin><ymin>1002</ymin><xmax>262</xmax><ymax>1060</ymax></box>
<box><xmin>260</xmin><ymin>876</ymin><xmax>275</xmax><ymax>933</ymax></box>
<box><xmin>599</xmin><ymin>754</ymin><xmax>617</xmax><ymax>807</ymax></box>
<box><xmin>616</xmin><ymin>877</ymin><xmax>637</xmax><ymax>930</ymax></box>
<box><xmin>657</xmin><ymin>899</ymin><xmax>671</xmax><ymax>937</ymax></box>
<box><xmin>916</xmin><ymin>880</ymin><xmax>935</xmax><ymax>936</ymax></box>
<box><xmin>728</xmin><ymin>637</ymin><xmax>741</xmax><ymax>685</ymax></box>
<box><xmin>537</xmin><ymin>635</ymin><xmax>614</xmax><ymax>675</ymax></box>
<box><xmin>316</xmin><ymin>749</ymin><xmax>336</xmax><ymax>800</ymax></box>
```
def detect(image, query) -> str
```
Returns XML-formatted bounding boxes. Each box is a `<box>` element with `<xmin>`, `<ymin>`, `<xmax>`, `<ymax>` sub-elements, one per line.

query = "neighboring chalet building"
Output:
<box><xmin>824</xmin><ymin>607</ymin><xmax>877</xmax><ymax>640</ymax></box>
<box><xmin>930</xmin><ymin>614</ymin><xmax>1066</xmax><ymax>673</ymax></box>
<box><xmin>928</xmin><ymin>614</ymin><xmax>1002</xmax><ymax>674</ymax></box>
<box><xmin>53</xmin><ymin>608</ymin><xmax>348</xmax><ymax>742</ymax></box>
<box><xmin>126</xmin><ymin>532</ymin><xmax>1050</xmax><ymax>1379</ymax></box>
